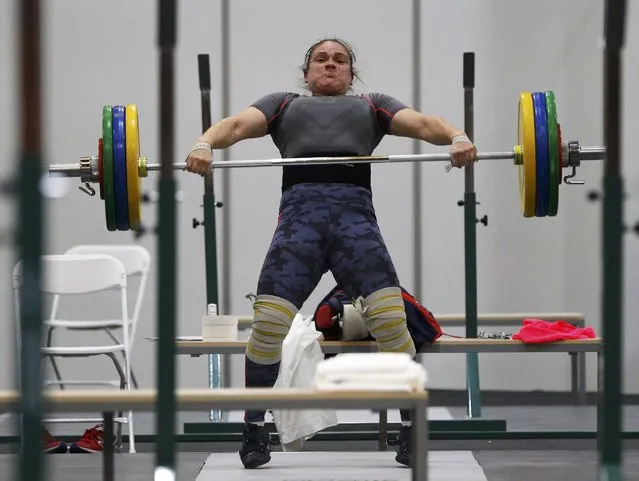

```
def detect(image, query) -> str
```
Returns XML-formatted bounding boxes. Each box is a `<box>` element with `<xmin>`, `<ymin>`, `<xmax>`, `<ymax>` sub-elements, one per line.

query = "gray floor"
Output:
<box><xmin>0</xmin><ymin>452</ymin><xmax>209</xmax><ymax>481</ymax></box>
<box><xmin>1</xmin><ymin>449</ymin><xmax>637</xmax><ymax>481</ymax></box>
<box><xmin>197</xmin><ymin>451</ymin><xmax>487</xmax><ymax>481</ymax></box>
<box><xmin>1</xmin><ymin>405</ymin><xmax>638</xmax><ymax>480</ymax></box>
<box><xmin>476</xmin><ymin>450</ymin><xmax>639</xmax><ymax>480</ymax></box>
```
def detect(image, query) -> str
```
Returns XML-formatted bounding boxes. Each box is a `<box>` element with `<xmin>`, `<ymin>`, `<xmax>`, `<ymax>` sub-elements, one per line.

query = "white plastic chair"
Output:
<box><xmin>13</xmin><ymin>254</ymin><xmax>136</xmax><ymax>453</ymax></box>
<box><xmin>45</xmin><ymin>245</ymin><xmax>150</xmax><ymax>391</ymax></box>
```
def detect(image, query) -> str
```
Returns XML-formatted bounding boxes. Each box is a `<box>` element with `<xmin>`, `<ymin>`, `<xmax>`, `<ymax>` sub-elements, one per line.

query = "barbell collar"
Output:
<box><xmin>568</xmin><ymin>141</ymin><xmax>581</xmax><ymax>167</ymax></box>
<box><xmin>79</xmin><ymin>156</ymin><xmax>93</xmax><ymax>184</ymax></box>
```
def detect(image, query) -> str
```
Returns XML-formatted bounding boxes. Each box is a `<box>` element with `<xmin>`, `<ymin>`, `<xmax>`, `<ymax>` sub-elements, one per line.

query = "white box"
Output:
<box><xmin>202</xmin><ymin>315</ymin><xmax>239</xmax><ymax>341</ymax></box>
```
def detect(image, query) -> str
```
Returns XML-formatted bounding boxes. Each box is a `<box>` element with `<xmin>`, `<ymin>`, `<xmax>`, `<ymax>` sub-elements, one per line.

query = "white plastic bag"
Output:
<box><xmin>272</xmin><ymin>314</ymin><xmax>339</xmax><ymax>450</ymax></box>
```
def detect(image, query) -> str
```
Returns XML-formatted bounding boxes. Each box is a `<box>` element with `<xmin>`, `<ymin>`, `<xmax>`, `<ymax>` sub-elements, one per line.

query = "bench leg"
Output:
<box><xmin>575</xmin><ymin>321</ymin><xmax>588</xmax><ymax>405</ymax></box>
<box><xmin>102</xmin><ymin>411</ymin><xmax>114</xmax><ymax>481</ymax></box>
<box><xmin>411</xmin><ymin>400</ymin><xmax>428</xmax><ymax>481</ymax></box>
<box><xmin>570</xmin><ymin>352</ymin><xmax>578</xmax><ymax>402</ymax></box>
<box><xmin>578</xmin><ymin>352</ymin><xmax>587</xmax><ymax>405</ymax></box>
<box><xmin>596</xmin><ymin>350</ymin><xmax>602</xmax><ymax>451</ymax></box>
<box><xmin>570</xmin><ymin>352</ymin><xmax>588</xmax><ymax>405</ymax></box>
<box><xmin>378</xmin><ymin>410</ymin><xmax>388</xmax><ymax>451</ymax></box>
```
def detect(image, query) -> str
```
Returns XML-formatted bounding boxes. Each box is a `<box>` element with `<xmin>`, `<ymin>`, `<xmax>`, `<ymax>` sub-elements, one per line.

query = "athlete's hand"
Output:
<box><xmin>185</xmin><ymin>141</ymin><xmax>213</xmax><ymax>176</ymax></box>
<box><xmin>449</xmin><ymin>135</ymin><xmax>477</xmax><ymax>168</ymax></box>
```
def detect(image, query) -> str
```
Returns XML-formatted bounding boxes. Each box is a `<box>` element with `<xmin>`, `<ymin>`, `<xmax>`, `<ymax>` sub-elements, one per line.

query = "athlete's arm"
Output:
<box><xmin>198</xmin><ymin>107</ymin><xmax>268</xmax><ymax>149</ymax></box>
<box><xmin>390</xmin><ymin>108</ymin><xmax>466</xmax><ymax>146</ymax></box>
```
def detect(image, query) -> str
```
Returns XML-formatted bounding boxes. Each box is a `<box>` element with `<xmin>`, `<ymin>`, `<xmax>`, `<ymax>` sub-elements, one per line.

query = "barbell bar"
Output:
<box><xmin>50</xmin><ymin>145</ymin><xmax>605</xmax><ymax>178</ymax></box>
<box><xmin>48</xmin><ymin>91</ymin><xmax>606</xmax><ymax>230</ymax></box>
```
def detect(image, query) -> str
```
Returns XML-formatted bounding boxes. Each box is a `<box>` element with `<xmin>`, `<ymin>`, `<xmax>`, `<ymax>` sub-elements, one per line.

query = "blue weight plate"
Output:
<box><xmin>112</xmin><ymin>105</ymin><xmax>130</xmax><ymax>230</ymax></box>
<box><xmin>532</xmin><ymin>92</ymin><xmax>550</xmax><ymax>217</ymax></box>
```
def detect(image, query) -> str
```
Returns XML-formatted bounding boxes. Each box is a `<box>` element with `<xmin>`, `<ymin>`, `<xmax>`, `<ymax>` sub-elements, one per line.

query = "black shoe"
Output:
<box><xmin>394</xmin><ymin>425</ymin><xmax>411</xmax><ymax>466</ymax></box>
<box><xmin>239</xmin><ymin>423</ymin><xmax>272</xmax><ymax>469</ymax></box>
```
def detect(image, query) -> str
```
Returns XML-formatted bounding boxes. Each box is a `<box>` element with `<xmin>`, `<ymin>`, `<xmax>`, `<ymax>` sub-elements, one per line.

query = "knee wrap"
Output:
<box><xmin>246</xmin><ymin>294</ymin><xmax>298</xmax><ymax>365</ymax></box>
<box><xmin>358</xmin><ymin>287</ymin><xmax>416</xmax><ymax>358</ymax></box>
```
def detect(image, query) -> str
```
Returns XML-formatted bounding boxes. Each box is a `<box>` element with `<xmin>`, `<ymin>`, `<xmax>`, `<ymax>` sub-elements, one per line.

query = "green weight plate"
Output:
<box><xmin>102</xmin><ymin>106</ymin><xmax>117</xmax><ymax>231</ymax></box>
<box><xmin>545</xmin><ymin>91</ymin><xmax>559</xmax><ymax>216</ymax></box>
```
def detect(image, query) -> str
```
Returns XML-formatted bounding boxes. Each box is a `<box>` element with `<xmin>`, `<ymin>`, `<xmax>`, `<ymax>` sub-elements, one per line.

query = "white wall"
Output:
<box><xmin>0</xmin><ymin>0</ymin><xmax>638</xmax><ymax>406</ymax></box>
<box><xmin>418</xmin><ymin>0</ymin><xmax>604</xmax><ymax>392</ymax></box>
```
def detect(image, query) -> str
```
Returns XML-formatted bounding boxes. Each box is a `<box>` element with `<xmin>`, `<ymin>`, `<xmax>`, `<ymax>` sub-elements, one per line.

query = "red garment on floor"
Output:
<box><xmin>512</xmin><ymin>319</ymin><xmax>597</xmax><ymax>343</ymax></box>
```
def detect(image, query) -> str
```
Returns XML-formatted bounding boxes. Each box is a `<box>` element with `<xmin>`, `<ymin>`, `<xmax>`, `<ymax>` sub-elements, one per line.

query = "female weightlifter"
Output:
<box><xmin>185</xmin><ymin>37</ymin><xmax>477</xmax><ymax>469</ymax></box>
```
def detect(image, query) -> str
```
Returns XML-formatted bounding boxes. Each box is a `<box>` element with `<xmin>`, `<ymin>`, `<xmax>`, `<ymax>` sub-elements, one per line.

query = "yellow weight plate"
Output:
<box><xmin>517</xmin><ymin>92</ymin><xmax>537</xmax><ymax>217</ymax></box>
<box><xmin>125</xmin><ymin>104</ymin><xmax>142</xmax><ymax>230</ymax></box>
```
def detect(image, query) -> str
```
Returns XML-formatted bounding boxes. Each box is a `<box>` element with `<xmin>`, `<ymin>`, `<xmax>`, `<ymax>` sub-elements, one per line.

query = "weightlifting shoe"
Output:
<box><xmin>394</xmin><ymin>425</ymin><xmax>411</xmax><ymax>466</ymax></box>
<box><xmin>43</xmin><ymin>429</ymin><xmax>67</xmax><ymax>454</ymax></box>
<box><xmin>238</xmin><ymin>423</ymin><xmax>272</xmax><ymax>469</ymax></box>
<box><xmin>69</xmin><ymin>424</ymin><xmax>104</xmax><ymax>453</ymax></box>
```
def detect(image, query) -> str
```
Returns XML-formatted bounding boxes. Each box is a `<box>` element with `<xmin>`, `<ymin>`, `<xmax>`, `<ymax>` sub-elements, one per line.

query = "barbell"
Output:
<box><xmin>48</xmin><ymin>91</ymin><xmax>605</xmax><ymax>231</ymax></box>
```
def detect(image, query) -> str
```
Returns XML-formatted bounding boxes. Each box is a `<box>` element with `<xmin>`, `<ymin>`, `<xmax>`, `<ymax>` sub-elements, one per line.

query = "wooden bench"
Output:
<box><xmin>0</xmin><ymin>387</ymin><xmax>428</xmax><ymax>414</ymax></box>
<box><xmin>176</xmin><ymin>337</ymin><xmax>600</xmax><ymax>355</ymax></box>
<box><xmin>234</xmin><ymin>312</ymin><xmax>587</xmax><ymax>331</ymax></box>
<box><xmin>175</xmin><ymin>337</ymin><xmax>601</xmax><ymax>448</ymax></box>
<box><xmin>0</xmin><ymin>387</ymin><xmax>429</xmax><ymax>481</ymax></box>
<box><xmin>231</xmin><ymin>311</ymin><xmax>589</xmax><ymax>404</ymax></box>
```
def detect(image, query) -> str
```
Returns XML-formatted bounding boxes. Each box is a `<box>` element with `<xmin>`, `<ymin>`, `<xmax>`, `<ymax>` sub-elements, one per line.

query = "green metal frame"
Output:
<box><xmin>155</xmin><ymin>0</ymin><xmax>178</xmax><ymax>473</ymax></box>
<box><xmin>599</xmin><ymin>1</ymin><xmax>626</xmax><ymax>480</ymax></box>
<box><xmin>17</xmin><ymin>2</ymin><xmax>45</xmax><ymax>481</ymax></box>
<box><xmin>5</xmin><ymin>428</ymin><xmax>638</xmax><ymax>447</ymax></box>
<box><xmin>183</xmin><ymin>419</ymin><xmax>507</xmax><ymax>436</ymax></box>
<box><xmin>462</xmin><ymin>52</ymin><xmax>482</xmax><ymax>419</ymax></box>
<box><xmin>197</xmin><ymin>53</ymin><xmax>224</xmax><ymax>422</ymax></box>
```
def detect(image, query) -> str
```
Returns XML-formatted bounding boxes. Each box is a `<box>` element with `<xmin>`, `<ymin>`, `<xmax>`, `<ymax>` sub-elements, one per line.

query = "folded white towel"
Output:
<box><xmin>316</xmin><ymin>372</ymin><xmax>424</xmax><ymax>385</ymax></box>
<box><xmin>312</xmin><ymin>352</ymin><xmax>428</xmax><ymax>391</ymax></box>
<box><xmin>314</xmin><ymin>372</ymin><xmax>427</xmax><ymax>391</ymax></box>
<box><xmin>315</xmin><ymin>352</ymin><xmax>417</xmax><ymax>373</ymax></box>
<box><xmin>313</xmin><ymin>382</ymin><xmax>416</xmax><ymax>392</ymax></box>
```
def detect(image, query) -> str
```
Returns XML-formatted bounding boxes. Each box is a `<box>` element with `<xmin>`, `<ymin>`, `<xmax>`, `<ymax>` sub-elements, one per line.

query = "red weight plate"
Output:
<box><xmin>557</xmin><ymin>124</ymin><xmax>562</xmax><ymax>185</ymax></box>
<box><xmin>99</xmin><ymin>138</ymin><xmax>104</xmax><ymax>199</ymax></box>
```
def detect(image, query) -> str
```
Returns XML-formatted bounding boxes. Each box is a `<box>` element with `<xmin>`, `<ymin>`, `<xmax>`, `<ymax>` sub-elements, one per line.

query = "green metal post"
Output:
<box><xmin>203</xmin><ymin>198</ymin><xmax>219</xmax><ymax>313</ymax></box>
<box><xmin>156</xmin><ymin>0</ymin><xmax>178</xmax><ymax>473</ymax></box>
<box><xmin>198</xmin><ymin>55</ymin><xmax>218</xmax><ymax>309</ymax></box>
<box><xmin>599</xmin><ymin>1</ymin><xmax>626</xmax><ymax>480</ymax></box>
<box><xmin>17</xmin><ymin>1</ymin><xmax>45</xmax><ymax>481</ymax></box>
<box><xmin>219</xmin><ymin>0</ymin><xmax>233</xmax><ymax>392</ymax></box>
<box><xmin>198</xmin><ymin>54</ymin><xmax>224</xmax><ymax>422</ymax></box>
<box><xmin>204</xmin><ymin>194</ymin><xmax>222</xmax><ymax>421</ymax></box>
<box><xmin>463</xmin><ymin>52</ymin><xmax>482</xmax><ymax>418</ymax></box>
<box><xmin>411</xmin><ymin>0</ymin><xmax>423</xmax><ymax>302</ymax></box>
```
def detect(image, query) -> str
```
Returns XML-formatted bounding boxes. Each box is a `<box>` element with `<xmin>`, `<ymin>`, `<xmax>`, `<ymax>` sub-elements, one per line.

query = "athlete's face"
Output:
<box><xmin>304</xmin><ymin>41</ymin><xmax>353</xmax><ymax>96</ymax></box>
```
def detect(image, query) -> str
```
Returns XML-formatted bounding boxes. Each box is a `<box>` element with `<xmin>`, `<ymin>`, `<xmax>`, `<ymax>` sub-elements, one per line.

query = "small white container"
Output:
<box><xmin>202</xmin><ymin>314</ymin><xmax>239</xmax><ymax>341</ymax></box>
<box><xmin>340</xmin><ymin>304</ymin><xmax>369</xmax><ymax>341</ymax></box>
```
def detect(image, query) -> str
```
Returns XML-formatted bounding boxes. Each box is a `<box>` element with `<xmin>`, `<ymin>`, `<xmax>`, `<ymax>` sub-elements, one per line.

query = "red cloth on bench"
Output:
<box><xmin>512</xmin><ymin>319</ymin><xmax>597</xmax><ymax>343</ymax></box>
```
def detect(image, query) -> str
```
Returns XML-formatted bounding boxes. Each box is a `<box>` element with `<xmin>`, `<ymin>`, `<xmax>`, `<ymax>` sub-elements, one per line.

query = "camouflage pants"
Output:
<box><xmin>245</xmin><ymin>182</ymin><xmax>405</xmax><ymax>423</ymax></box>
<box><xmin>256</xmin><ymin>182</ymin><xmax>400</xmax><ymax>308</ymax></box>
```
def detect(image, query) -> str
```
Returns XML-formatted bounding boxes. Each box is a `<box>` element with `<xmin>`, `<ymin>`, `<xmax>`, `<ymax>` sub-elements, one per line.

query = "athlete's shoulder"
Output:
<box><xmin>359</xmin><ymin>92</ymin><xmax>399</xmax><ymax>103</ymax></box>
<box><xmin>256</xmin><ymin>91</ymin><xmax>300</xmax><ymax>104</ymax></box>
<box><xmin>275</xmin><ymin>92</ymin><xmax>301</xmax><ymax>101</ymax></box>
<box><xmin>250</xmin><ymin>92</ymin><xmax>301</xmax><ymax>121</ymax></box>
<box><xmin>360</xmin><ymin>92</ymin><xmax>409</xmax><ymax>114</ymax></box>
